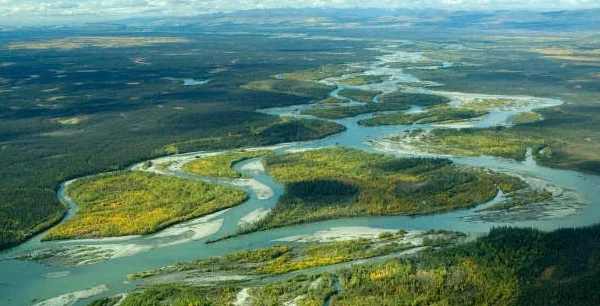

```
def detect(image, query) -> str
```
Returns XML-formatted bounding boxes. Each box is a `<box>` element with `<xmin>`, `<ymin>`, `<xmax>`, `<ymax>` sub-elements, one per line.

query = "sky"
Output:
<box><xmin>0</xmin><ymin>0</ymin><xmax>599</xmax><ymax>25</ymax></box>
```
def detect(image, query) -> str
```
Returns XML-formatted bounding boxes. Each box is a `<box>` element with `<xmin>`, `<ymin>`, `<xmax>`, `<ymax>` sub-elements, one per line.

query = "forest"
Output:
<box><xmin>0</xmin><ymin>31</ymin><xmax>358</xmax><ymax>250</ymax></box>
<box><xmin>44</xmin><ymin>171</ymin><xmax>248</xmax><ymax>240</ymax></box>
<box><xmin>239</xmin><ymin>147</ymin><xmax>524</xmax><ymax>234</ymax></box>
<box><xmin>90</xmin><ymin>224</ymin><xmax>600</xmax><ymax>306</ymax></box>
<box><xmin>332</xmin><ymin>225</ymin><xmax>600</xmax><ymax>305</ymax></box>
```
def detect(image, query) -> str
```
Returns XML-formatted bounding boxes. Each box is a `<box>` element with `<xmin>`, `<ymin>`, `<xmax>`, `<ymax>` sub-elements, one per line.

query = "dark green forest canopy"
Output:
<box><xmin>2</xmin><ymin>22</ymin><xmax>600</xmax><ymax>252</ymax></box>
<box><xmin>0</xmin><ymin>33</ymin><xmax>358</xmax><ymax>250</ymax></box>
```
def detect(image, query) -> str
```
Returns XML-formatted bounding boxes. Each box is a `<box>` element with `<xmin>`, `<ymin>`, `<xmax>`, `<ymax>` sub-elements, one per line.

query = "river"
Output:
<box><xmin>1</xmin><ymin>46</ymin><xmax>598</xmax><ymax>306</ymax></box>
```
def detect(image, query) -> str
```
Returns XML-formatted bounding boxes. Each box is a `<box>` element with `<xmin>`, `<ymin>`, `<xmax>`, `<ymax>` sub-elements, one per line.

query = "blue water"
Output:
<box><xmin>1</xmin><ymin>49</ymin><xmax>598</xmax><ymax>306</ymax></box>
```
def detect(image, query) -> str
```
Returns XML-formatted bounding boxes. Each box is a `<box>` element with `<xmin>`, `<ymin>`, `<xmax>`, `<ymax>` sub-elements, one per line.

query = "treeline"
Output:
<box><xmin>0</xmin><ymin>188</ymin><xmax>64</xmax><ymax>250</ymax></box>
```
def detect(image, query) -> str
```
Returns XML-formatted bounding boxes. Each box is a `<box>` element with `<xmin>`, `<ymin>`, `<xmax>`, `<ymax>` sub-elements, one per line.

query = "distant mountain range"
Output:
<box><xmin>114</xmin><ymin>8</ymin><xmax>600</xmax><ymax>31</ymax></box>
<box><xmin>2</xmin><ymin>8</ymin><xmax>599</xmax><ymax>31</ymax></box>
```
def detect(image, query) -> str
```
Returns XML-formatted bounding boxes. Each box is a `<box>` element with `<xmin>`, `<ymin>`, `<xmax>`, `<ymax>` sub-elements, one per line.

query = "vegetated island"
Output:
<box><xmin>383</xmin><ymin>128</ymin><xmax>551</xmax><ymax>162</ymax></box>
<box><xmin>300</xmin><ymin>92</ymin><xmax>449</xmax><ymax>119</ymax></box>
<box><xmin>358</xmin><ymin>105</ymin><xmax>487</xmax><ymax>126</ymax></box>
<box><xmin>233</xmin><ymin>147</ymin><xmax>527</xmax><ymax>236</ymax></box>
<box><xmin>128</xmin><ymin>229</ymin><xmax>464</xmax><ymax>280</ymax></box>
<box><xmin>43</xmin><ymin>171</ymin><xmax>248</xmax><ymax>240</ymax></box>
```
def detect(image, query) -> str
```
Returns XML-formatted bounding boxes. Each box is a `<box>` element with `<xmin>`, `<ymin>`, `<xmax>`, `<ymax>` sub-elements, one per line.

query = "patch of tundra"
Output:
<box><xmin>31</xmin><ymin>285</ymin><xmax>108</xmax><ymax>306</ymax></box>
